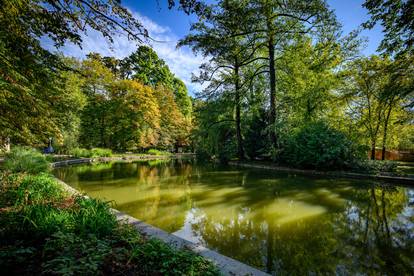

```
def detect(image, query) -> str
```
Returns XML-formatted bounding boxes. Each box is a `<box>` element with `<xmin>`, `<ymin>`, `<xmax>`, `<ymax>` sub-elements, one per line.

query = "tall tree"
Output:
<box><xmin>121</xmin><ymin>46</ymin><xmax>193</xmax><ymax>117</ymax></box>
<box><xmin>180</xmin><ymin>0</ymin><xmax>262</xmax><ymax>160</ymax></box>
<box><xmin>245</xmin><ymin>0</ymin><xmax>339</xmax><ymax>151</ymax></box>
<box><xmin>0</xmin><ymin>0</ymin><xmax>198</xmax><ymax>146</ymax></box>
<box><xmin>344</xmin><ymin>55</ymin><xmax>413</xmax><ymax>160</ymax></box>
<box><xmin>363</xmin><ymin>0</ymin><xmax>414</xmax><ymax>55</ymax></box>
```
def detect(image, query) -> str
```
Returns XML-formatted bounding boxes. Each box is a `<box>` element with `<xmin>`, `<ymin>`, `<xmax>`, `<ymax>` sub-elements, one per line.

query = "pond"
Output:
<box><xmin>54</xmin><ymin>158</ymin><xmax>414</xmax><ymax>275</ymax></box>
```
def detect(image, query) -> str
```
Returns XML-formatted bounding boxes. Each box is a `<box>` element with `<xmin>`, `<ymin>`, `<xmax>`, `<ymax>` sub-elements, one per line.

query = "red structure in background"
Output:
<box><xmin>372</xmin><ymin>149</ymin><xmax>414</xmax><ymax>161</ymax></box>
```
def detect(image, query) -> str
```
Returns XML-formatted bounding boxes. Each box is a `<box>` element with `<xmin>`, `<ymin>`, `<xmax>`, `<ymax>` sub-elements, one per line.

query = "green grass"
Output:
<box><xmin>69</xmin><ymin>148</ymin><xmax>113</xmax><ymax>158</ymax></box>
<box><xmin>0</xmin><ymin>150</ymin><xmax>219</xmax><ymax>275</ymax></box>
<box><xmin>3</xmin><ymin>146</ymin><xmax>50</xmax><ymax>174</ymax></box>
<box><xmin>146</xmin><ymin>149</ymin><xmax>172</xmax><ymax>156</ymax></box>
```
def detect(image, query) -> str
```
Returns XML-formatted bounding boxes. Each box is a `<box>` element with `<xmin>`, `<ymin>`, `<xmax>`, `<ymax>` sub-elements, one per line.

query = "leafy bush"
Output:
<box><xmin>3</xmin><ymin>146</ymin><xmax>50</xmax><ymax>174</ymax></box>
<box><xmin>42</xmin><ymin>232</ymin><xmax>112</xmax><ymax>275</ymax></box>
<box><xmin>69</xmin><ymin>148</ymin><xmax>112</xmax><ymax>158</ymax></box>
<box><xmin>351</xmin><ymin>160</ymin><xmax>398</xmax><ymax>174</ymax></box>
<box><xmin>133</xmin><ymin>238</ymin><xmax>219</xmax><ymax>275</ymax></box>
<box><xmin>146</xmin><ymin>149</ymin><xmax>171</xmax><ymax>156</ymax></box>
<box><xmin>90</xmin><ymin>148</ymin><xmax>112</xmax><ymax>157</ymax></box>
<box><xmin>281</xmin><ymin>121</ymin><xmax>364</xmax><ymax>170</ymax></box>
<box><xmin>15</xmin><ymin>173</ymin><xmax>66</xmax><ymax>205</ymax></box>
<box><xmin>73</xmin><ymin>197</ymin><xmax>117</xmax><ymax>237</ymax></box>
<box><xmin>69</xmin><ymin>147</ymin><xmax>91</xmax><ymax>158</ymax></box>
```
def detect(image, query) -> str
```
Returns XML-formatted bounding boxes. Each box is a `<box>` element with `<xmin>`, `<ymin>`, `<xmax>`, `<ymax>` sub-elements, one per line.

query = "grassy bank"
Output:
<box><xmin>0</xmin><ymin>147</ymin><xmax>219</xmax><ymax>275</ymax></box>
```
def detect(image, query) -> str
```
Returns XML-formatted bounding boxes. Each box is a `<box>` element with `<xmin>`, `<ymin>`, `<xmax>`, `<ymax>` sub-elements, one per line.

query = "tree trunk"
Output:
<box><xmin>371</xmin><ymin>142</ymin><xmax>376</xmax><ymax>160</ymax></box>
<box><xmin>235</xmin><ymin>64</ymin><xmax>244</xmax><ymax>160</ymax></box>
<box><xmin>268</xmin><ymin>32</ymin><xmax>277</xmax><ymax>149</ymax></box>
<box><xmin>381</xmin><ymin>104</ymin><xmax>393</xmax><ymax>160</ymax></box>
<box><xmin>100</xmin><ymin>114</ymin><xmax>106</xmax><ymax>148</ymax></box>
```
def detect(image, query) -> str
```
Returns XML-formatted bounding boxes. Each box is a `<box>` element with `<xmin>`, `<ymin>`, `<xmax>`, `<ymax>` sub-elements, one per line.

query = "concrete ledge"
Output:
<box><xmin>54</xmin><ymin>172</ymin><xmax>268</xmax><ymax>276</ymax></box>
<box><xmin>113</xmin><ymin>210</ymin><xmax>268</xmax><ymax>276</ymax></box>
<box><xmin>229</xmin><ymin>161</ymin><xmax>414</xmax><ymax>185</ymax></box>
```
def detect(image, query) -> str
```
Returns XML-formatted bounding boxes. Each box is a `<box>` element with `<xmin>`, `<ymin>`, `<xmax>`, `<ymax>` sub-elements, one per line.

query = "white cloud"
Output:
<box><xmin>41</xmin><ymin>12</ymin><xmax>203</xmax><ymax>95</ymax></box>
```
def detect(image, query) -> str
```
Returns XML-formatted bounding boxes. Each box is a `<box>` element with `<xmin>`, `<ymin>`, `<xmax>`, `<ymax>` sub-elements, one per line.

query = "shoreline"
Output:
<box><xmin>228</xmin><ymin>161</ymin><xmax>414</xmax><ymax>185</ymax></box>
<box><xmin>51</xmin><ymin>153</ymin><xmax>194</xmax><ymax>167</ymax></box>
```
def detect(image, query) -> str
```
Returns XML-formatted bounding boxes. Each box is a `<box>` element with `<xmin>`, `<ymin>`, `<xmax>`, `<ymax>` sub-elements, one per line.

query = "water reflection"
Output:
<box><xmin>54</xmin><ymin>159</ymin><xmax>414</xmax><ymax>274</ymax></box>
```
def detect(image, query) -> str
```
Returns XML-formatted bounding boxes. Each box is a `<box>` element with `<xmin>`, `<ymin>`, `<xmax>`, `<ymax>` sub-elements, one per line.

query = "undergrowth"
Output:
<box><xmin>69</xmin><ymin>147</ymin><xmax>113</xmax><ymax>158</ymax></box>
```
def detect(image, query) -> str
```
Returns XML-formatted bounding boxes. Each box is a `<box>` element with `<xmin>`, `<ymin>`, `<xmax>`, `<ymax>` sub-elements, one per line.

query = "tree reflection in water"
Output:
<box><xmin>54</xmin><ymin>159</ymin><xmax>414</xmax><ymax>274</ymax></box>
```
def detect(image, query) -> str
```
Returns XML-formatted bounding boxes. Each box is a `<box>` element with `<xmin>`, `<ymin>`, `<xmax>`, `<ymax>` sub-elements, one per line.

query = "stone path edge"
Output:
<box><xmin>52</xmin><ymin>160</ymin><xmax>269</xmax><ymax>276</ymax></box>
<box><xmin>228</xmin><ymin>161</ymin><xmax>414</xmax><ymax>185</ymax></box>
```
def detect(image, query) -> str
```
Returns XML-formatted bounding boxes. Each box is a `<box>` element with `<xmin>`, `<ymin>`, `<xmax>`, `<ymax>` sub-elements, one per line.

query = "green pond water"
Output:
<box><xmin>54</xmin><ymin>158</ymin><xmax>414</xmax><ymax>275</ymax></box>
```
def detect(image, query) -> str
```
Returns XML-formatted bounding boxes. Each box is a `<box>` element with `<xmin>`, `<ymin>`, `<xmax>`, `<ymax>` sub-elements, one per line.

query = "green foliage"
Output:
<box><xmin>147</xmin><ymin>149</ymin><xmax>172</xmax><ymax>156</ymax></box>
<box><xmin>14</xmin><ymin>173</ymin><xmax>66</xmax><ymax>206</ymax></box>
<box><xmin>69</xmin><ymin>148</ymin><xmax>90</xmax><ymax>158</ymax></box>
<box><xmin>91</xmin><ymin>148</ymin><xmax>113</xmax><ymax>158</ymax></box>
<box><xmin>0</xmin><ymin>0</ymin><xmax>141</xmax><ymax>146</ymax></box>
<box><xmin>344</xmin><ymin>55</ymin><xmax>414</xmax><ymax>159</ymax></box>
<box><xmin>121</xmin><ymin>46</ymin><xmax>193</xmax><ymax>117</ymax></box>
<box><xmin>69</xmin><ymin>148</ymin><xmax>112</xmax><ymax>158</ymax></box>
<box><xmin>3</xmin><ymin>147</ymin><xmax>50</xmax><ymax>174</ymax></box>
<box><xmin>363</xmin><ymin>0</ymin><xmax>414</xmax><ymax>55</ymax></box>
<box><xmin>281</xmin><ymin>122</ymin><xmax>364</xmax><ymax>170</ymax></box>
<box><xmin>42</xmin><ymin>232</ymin><xmax>111</xmax><ymax>275</ymax></box>
<box><xmin>73</xmin><ymin>197</ymin><xmax>117</xmax><ymax>237</ymax></box>
<box><xmin>77</xmin><ymin>55</ymin><xmax>192</xmax><ymax>152</ymax></box>
<box><xmin>244</xmin><ymin>109</ymin><xmax>270</xmax><ymax>159</ymax></box>
<box><xmin>0</xmin><ymin>171</ymin><xmax>219</xmax><ymax>275</ymax></box>
<box><xmin>352</xmin><ymin>160</ymin><xmax>399</xmax><ymax>174</ymax></box>
<box><xmin>133</xmin><ymin>238</ymin><xmax>219</xmax><ymax>275</ymax></box>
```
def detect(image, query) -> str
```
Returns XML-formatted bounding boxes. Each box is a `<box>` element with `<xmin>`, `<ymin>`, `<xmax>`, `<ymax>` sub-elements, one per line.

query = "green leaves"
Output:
<box><xmin>363</xmin><ymin>0</ymin><xmax>414</xmax><ymax>55</ymax></box>
<box><xmin>281</xmin><ymin>121</ymin><xmax>364</xmax><ymax>170</ymax></box>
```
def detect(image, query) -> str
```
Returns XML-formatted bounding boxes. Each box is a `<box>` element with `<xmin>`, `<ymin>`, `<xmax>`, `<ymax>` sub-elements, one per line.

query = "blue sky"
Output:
<box><xmin>44</xmin><ymin>0</ymin><xmax>384</xmax><ymax>95</ymax></box>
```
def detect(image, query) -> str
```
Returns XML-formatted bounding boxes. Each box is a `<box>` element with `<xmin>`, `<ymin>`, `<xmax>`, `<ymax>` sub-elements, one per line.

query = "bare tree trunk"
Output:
<box><xmin>268</xmin><ymin>31</ymin><xmax>277</xmax><ymax>149</ymax></box>
<box><xmin>371</xmin><ymin>141</ymin><xmax>376</xmax><ymax>160</ymax></box>
<box><xmin>235</xmin><ymin>63</ymin><xmax>244</xmax><ymax>160</ymax></box>
<box><xmin>381</xmin><ymin>104</ymin><xmax>393</xmax><ymax>160</ymax></box>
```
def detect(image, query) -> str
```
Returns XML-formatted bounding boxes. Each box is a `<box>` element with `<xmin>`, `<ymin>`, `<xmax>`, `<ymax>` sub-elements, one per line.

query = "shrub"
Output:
<box><xmin>3</xmin><ymin>147</ymin><xmax>50</xmax><ymax>174</ymax></box>
<box><xmin>15</xmin><ymin>173</ymin><xmax>65</xmax><ymax>205</ymax></box>
<box><xmin>42</xmin><ymin>232</ymin><xmax>111</xmax><ymax>275</ymax></box>
<box><xmin>281</xmin><ymin>121</ymin><xmax>364</xmax><ymax>170</ymax></box>
<box><xmin>69</xmin><ymin>148</ymin><xmax>91</xmax><ymax>158</ymax></box>
<box><xmin>90</xmin><ymin>148</ymin><xmax>112</xmax><ymax>157</ymax></box>
<box><xmin>72</xmin><ymin>197</ymin><xmax>117</xmax><ymax>237</ymax></box>
<box><xmin>146</xmin><ymin>149</ymin><xmax>171</xmax><ymax>156</ymax></box>
<box><xmin>133</xmin><ymin>238</ymin><xmax>219</xmax><ymax>275</ymax></box>
<box><xmin>351</xmin><ymin>160</ymin><xmax>398</xmax><ymax>174</ymax></box>
<box><xmin>69</xmin><ymin>148</ymin><xmax>112</xmax><ymax>158</ymax></box>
